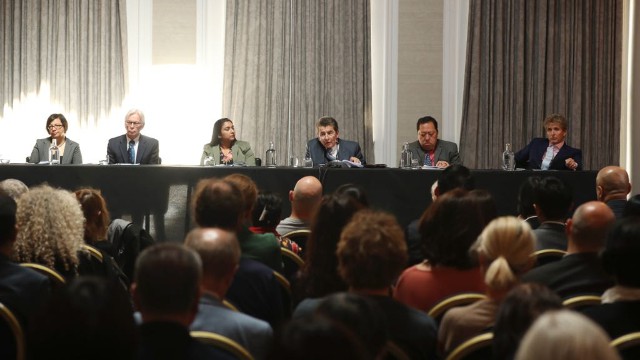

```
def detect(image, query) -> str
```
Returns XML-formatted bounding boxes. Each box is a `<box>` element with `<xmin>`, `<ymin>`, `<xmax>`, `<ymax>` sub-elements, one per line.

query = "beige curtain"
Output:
<box><xmin>223</xmin><ymin>0</ymin><xmax>373</xmax><ymax>164</ymax></box>
<box><xmin>460</xmin><ymin>0</ymin><xmax>622</xmax><ymax>170</ymax></box>
<box><xmin>0</xmin><ymin>0</ymin><xmax>127</xmax><ymax>123</ymax></box>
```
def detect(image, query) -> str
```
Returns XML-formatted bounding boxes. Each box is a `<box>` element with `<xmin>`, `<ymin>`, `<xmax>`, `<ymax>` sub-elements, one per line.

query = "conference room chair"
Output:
<box><xmin>0</xmin><ymin>302</ymin><xmax>25</xmax><ymax>360</ymax></box>
<box><xmin>222</xmin><ymin>299</ymin><xmax>240</xmax><ymax>312</ymax></box>
<box><xmin>562</xmin><ymin>294</ymin><xmax>602</xmax><ymax>310</ymax></box>
<box><xmin>427</xmin><ymin>293</ymin><xmax>488</xmax><ymax>324</ymax></box>
<box><xmin>280</xmin><ymin>230</ymin><xmax>311</xmax><ymax>255</ymax></box>
<box><xmin>530</xmin><ymin>249</ymin><xmax>567</xmax><ymax>267</ymax></box>
<box><xmin>190</xmin><ymin>331</ymin><xmax>254</xmax><ymax>360</ymax></box>
<box><xmin>445</xmin><ymin>332</ymin><xmax>493</xmax><ymax>360</ymax></box>
<box><xmin>611</xmin><ymin>332</ymin><xmax>640</xmax><ymax>360</ymax></box>
<box><xmin>81</xmin><ymin>244</ymin><xmax>104</xmax><ymax>263</ymax></box>
<box><xmin>273</xmin><ymin>270</ymin><xmax>293</xmax><ymax>318</ymax></box>
<box><xmin>280</xmin><ymin>247</ymin><xmax>304</xmax><ymax>282</ymax></box>
<box><xmin>20</xmin><ymin>263</ymin><xmax>66</xmax><ymax>287</ymax></box>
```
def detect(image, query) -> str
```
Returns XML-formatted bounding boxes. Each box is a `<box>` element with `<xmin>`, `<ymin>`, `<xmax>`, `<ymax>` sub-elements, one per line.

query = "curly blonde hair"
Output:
<box><xmin>14</xmin><ymin>185</ymin><xmax>85</xmax><ymax>271</ymax></box>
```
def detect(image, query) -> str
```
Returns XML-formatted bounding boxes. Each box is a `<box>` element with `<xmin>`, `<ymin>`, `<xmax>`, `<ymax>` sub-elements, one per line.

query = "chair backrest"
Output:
<box><xmin>222</xmin><ymin>299</ymin><xmax>240</xmax><ymax>312</ymax></box>
<box><xmin>428</xmin><ymin>293</ymin><xmax>488</xmax><ymax>323</ymax></box>
<box><xmin>20</xmin><ymin>263</ymin><xmax>66</xmax><ymax>287</ymax></box>
<box><xmin>446</xmin><ymin>332</ymin><xmax>493</xmax><ymax>360</ymax></box>
<box><xmin>280</xmin><ymin>247</ymin><xmax>305</xmax><ymax>282</ymax></box>
<box><xmin>611</xmin><ymin>332</ymin><xmax>640</xmax><ymax>359</ymax></box>
<box><xmin>81</xmin><ymin>244</ymin><xmax>104</xmax><ymax>263</ymax></box>
<box><xmin>273</xmin><ymin>270</ymin><xmax>293</xmax><ymax>318</ymax></box>
<box><xmin>281</xmin><ymin>229</ymin><xmax>311</xmax><ymax>252</ymax></box>
<box><xmin>562</xmin><ymin>294</ymin><xmax>602</xmax><ymax>310</ymax></box>
<box><xmin>191</xmin><ymin>331</ymin><xmax>254</xmax><ymax>360</ymax></box>
<box><xmin>530</xmin><ymin>249</ymin><xmax>567</xmax><ymax>267</ymax></box>
<box><xmin>0</xmin><ymin>302</ymin><xmax>25</xmax><ymax>360</ymax></box>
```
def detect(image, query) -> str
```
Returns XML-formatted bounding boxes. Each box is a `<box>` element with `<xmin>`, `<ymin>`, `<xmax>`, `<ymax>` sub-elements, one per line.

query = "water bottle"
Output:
<box><xmin>502</xmin><ymin>143</ymin><xmax>515</xmax><ymax>171</ymax></box>
<box><xmin>265</xmin><ymin>141</ymin><xmax>276</xmax><ymax>167</ymax></box>
<box><xmin>400</xmin><ymin>142</ymin><xmax>412</xmax><ymax>168</ymax></box>
<box><xmin>49</xmin><ymin>139</ymin><xmax>60</xmax><ymax>165</ymax></box>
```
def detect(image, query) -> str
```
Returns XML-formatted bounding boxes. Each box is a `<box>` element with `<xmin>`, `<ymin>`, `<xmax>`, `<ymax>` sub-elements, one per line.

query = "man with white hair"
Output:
<box><xmin>107</xmin><ymin>109</ymin><xmax>159</xmax><ymax>164</ymax></box>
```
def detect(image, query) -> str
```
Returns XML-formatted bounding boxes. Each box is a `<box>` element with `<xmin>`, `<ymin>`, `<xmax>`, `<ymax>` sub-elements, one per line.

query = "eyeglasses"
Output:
<box><xmin>47</xmin><ymin>124</ymin><xmax>63</xmax><ymax>130</ymax></box>
<box><xmin>126</xmin><ymin>121</ymin><xmax>142</xmax><ymax>127</ymax></box>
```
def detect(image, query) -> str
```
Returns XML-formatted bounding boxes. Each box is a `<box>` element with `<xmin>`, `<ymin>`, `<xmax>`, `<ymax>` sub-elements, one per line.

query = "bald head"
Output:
<box><xmin>184</xmin><ymin>228</ymin><xmax>240</xmax><ymax>281</ymax></box>
<box><xmin>596</xmin><ymin>166</ymin><xmax>631</xmax><ymax>202</ymax></box>
<box><xmin>568</xmin><ymin>201</ymin><xmax>615</xmax><ymax>251</ymax></box>
<box><xmin>290</xmin><ymin>176</ymin><xmax>322</xmax><ymax>219</ymax></box>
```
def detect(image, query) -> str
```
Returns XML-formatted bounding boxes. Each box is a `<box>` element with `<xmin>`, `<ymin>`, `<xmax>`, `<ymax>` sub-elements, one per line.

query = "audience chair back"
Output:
<box><xmin>191</xmin><ymin>331</ymin><xmax>254</xmax><ymax>360</ymax></box>
<box><xmin>562</xmin><ymin>294</ymin><xmax>602</xmax><ymax>310</ymax></box>
<box><xmin>81</xmin><ymin>244</ymin><xmax>104</xmax><ymax>263</ymax></box>
<box><xmin>428</xmin><ymin>293</ymin><xmax>488</xmax><ymax>324</ymax></box>
<box><xmin>20</xmin><ymin>263</ymin><xmax>66</xmax><ymax>287</ymax></box>
<box><xmin>0</xmin><ymin>302</ymin><xmax>24</xmax><ymax>360</ymax></box>
<box><xmin>222</xmin><ymin>299</ymin><xmax>239</xmax><ymax>312</ymax></box>
<box><xmin>446</xmin><ymin>332</ymin><xmax>493</xmax><ymax>360</ymax></box>
<box><xmin>280</xmin><ymin>247</ymin><xmax>305</xmax><ymax>282</ymax></box>
<box><xmin>530</xmin><ymin>249</ymin><xmax>567</xmax><ymax>267</ymax></box>
<box><xmin>611</xmin><ymin>332</ymin><xmax>640</xmax><ymax>360</ymax></box>
<box><xmin>281</xmin><ymin>230</ymin><xmax>311</xmax><ymax>253</ymax></box>
<box><xmin>273</xmin><ymin>271</ymin><xmax>293</xmax><ymax>318</ymax></box>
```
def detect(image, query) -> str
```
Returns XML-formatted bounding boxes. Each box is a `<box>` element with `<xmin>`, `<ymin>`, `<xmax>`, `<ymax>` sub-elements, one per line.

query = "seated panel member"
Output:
<box><xmin>515</xmin><ymin>113</ymin><xmax>582</xmax><ymax>170</ymax></box>
<box><xmin>200</xmin><ymin>118</ymin><xmax>255</xmax><ymax>166</ymax></box>
<box><xmin>407</xmin><ymin>116</ymin><xmax>461</xmax><ymax>168</ymax></box>
<box><xmin>305</xmin><ymin>116</ymin><xmax>366</xmax><ymax>166</ymax></box>
<box><xmin>29</xmin><ymin>113</ymin><xmax>83</xmax><ymax>164</ymax></box>
<box><xmin>107</xmin><ymin>109</ymin><xmax>160</xmax><ymax>164</ymax></box>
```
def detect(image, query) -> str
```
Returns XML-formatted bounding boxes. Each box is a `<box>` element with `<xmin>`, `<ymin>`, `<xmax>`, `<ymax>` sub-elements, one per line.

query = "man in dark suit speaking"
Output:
<box><xmin>515</xmin><ymin>113</ymin><xmax>582</xmax><ymax>171</ymax></box>
<box><xmin>305</xmin><ymin>116</ymin><xmax>366</xmax><ymax>166</ymax></box>
<box><xmin>407</xmin><ymin>116</ymin><xmax>461</xmax><ymax>168</ymax></box>
<box><xmin>107</xmin><ymin>109</ymin><xmax>160</xmax><ymax>164</ymax></box>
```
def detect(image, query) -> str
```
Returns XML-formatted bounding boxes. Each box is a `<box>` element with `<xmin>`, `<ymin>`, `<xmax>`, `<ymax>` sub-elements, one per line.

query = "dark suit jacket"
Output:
<box><xmin>29</xmin><ymin>137</ymin><xmax>82</xmax><ymax>164</ymax></box>
<box><xmin>514</xmin><ymin>137</ymin><xmax>582</xmax><ymax>170</ymax></box>
<box><xmin>406</xmin><ymin>139</ymin><xmax>462</xmax><ymax>166</ymax></box>
<box><xmin>534</xmin><ymin>222</ymin><xmax>568</xmax><ymax>251</ymax></box>
<box><xmin>521</xmin><ymin>252</ymin><xmax>613</xmax><ymax>298</ymax></box>
<box><xmin>0</xmin><ymin>254</ymin><xmax>50</xmax><ymax>326</ymax></box>
<box><xmin>582</xmin><ymin>300</ymin><xmax>640</xmax><ymax>360</ymax></box>
<box><xmin>305</xmin><ymin>138</ymin><xmax>366</xmax><ymax>166</ymax></box>
<box><xmin>107</xmin><ymin>134</ymin><xmax>160</xmax><ymax>164</ymax></box>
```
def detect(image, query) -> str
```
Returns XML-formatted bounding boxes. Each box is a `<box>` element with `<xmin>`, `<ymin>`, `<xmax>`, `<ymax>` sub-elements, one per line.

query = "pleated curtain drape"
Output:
<box><xmin>0</xmin><ymin>0</ymin><xmax>127</xmax><ymax>123</ymax></box>
<box><xmin>223</xmin><ymin>0</ymin><xmax>373</xmax><ymax>165</ymax></box>
<box><xmin>459</xmin><ymin>0</ymin><xmax>622</xmax><ymax>170</ymax></box>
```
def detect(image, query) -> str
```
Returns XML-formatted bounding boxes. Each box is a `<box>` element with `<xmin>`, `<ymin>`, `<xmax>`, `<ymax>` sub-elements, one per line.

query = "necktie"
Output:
<box><xmin>326</xmin><ymin>148</ymin><xmax>336</xmax><ymax>161</ymax></box>
<box><xmin>541</xmin><ymin>145</ymin><xmax>554</xmax><ymax>170</ymax></box>
<box><xmin>425</xmin><ymin>152</ymin><xmax>433</xmax><ymax>166</ymax></box>
<box><xmin>128</xmin><ymin>140</ymin><xmax>135</xmax><ymax>164</ymax></box>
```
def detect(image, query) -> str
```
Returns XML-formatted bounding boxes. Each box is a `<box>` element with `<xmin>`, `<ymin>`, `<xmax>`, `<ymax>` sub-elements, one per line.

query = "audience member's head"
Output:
<box><xmin>289</xmin><ymin>176</ymin><xmax>323</xmax><ymax>219</ymax></box>
<box><xmin>473</xmin><ymin>216</ymin><xmax>535</xmax><ymax>296</ymax></box>
<box><xmin>419</xmin><ymin>189</ymin><xmax>496</xmax><ymax>269</ymax></box>
<box><xmin>184</xmin><ymin>228</ymin><xmax>240</xmax><ymax>297</ymax></box>
<box><xmin>601</xmin><ymin>216</ymin><xmax>640</xmax><ymax>288</ymax></box>
<box><xmin>566</xmin><ymin>201</ymin><xmax>615</xmax><ymax>253</ymax></box>
<box><xmin>225</xmin><ymin>174</ymin><xmax>259</xmax><ymax>219</ymax></box>
<box><xmin>515</xmin><ymin>310</ymin><xmax>619</xmax><ymax>360</ymax></box>
<box><xmin>596</xmin><ymin>166</ymin><xmax>631</xmax><ymax>202</ymax></box>
<box><xmin>28</xmin><ymin>277</ymin><xmax>137</xmax><ymax>360</ymax></box>
<box><xmin>334</xmin><ymin>183</ymin><xmax>370</xmax><ymax>207</ymax></box>
<box><xmin>337</xmin><ymin>209</ymin><xmax>407</xmax><ymax>291</ymax></box>
<box><xmin>314</xmin><ymin>293</ymin><xmax>388</xmax><ymax>359</ymax></box>
<box><xmin>269</xmin><ymin>314</ymin><xmax>369</xmax><ymax>360</ymax></box>
<box><xmin>252</xmin><ymin>191</ymin><xmax>283</xmax><ymax>229</ymax></box>
<box><xmin>493</xmin><ymin>283</ymin><xmax>563</xmax><ymax>360</ymax></box>
<box><xmin>132</xmin><ymin>243</ymin><xmax>202</xmax><ymax>326</ymax></box>
<box><xmin>297</xmin><ymin>194</ymin><xmax>367</xmax><ymax>299</ymax></box>
<box><xmin>533</xmin><ymin>176</ymin><xmax>572</xmax><ymax>222</ymax></box>
<box><xmin>517</xmin><ymin>176</ymin><xmax>542</xmax><ymax>219</ymax></box>
<box><xmin>14</xmin><ymin>185</ymin><xmax>84</xmax><ymax>272</ymax></box>
<box><xmin>75</xmin><ymin>188</ymin><xmax>111</xmax><ymax>243</ymax></box>
<box><xmin>0</xmin><ymin>192</ymin><xmax>17</xmax><ymax>249</ymax></box>
<box><xmin>192</xmin><ymin>178</ymin><xmax>243</xmax><ymax>230</ymax></box>
<box><xmin>436</xmin><ymin>164</ymin><xmax>474</xmax><ymax>196</ymax></box>
<box><xmin>0</xmin><ymin>179</ymin><xmax>29</xmax><ymax>200</ymax></box>
<box><xmin>623</xmin><ymin>194</ymin><xmax>640</xmax><ymax>217</ymax></box>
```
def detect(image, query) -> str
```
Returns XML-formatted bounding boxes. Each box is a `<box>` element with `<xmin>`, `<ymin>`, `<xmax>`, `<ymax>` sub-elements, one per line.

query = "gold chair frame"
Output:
<box><xmin>446</xmin><ymin>332</ymin><xmax>493</xmax><ymax>360</ymax></box>
<box><xmin>0</xmin><ymin>302</ymin><xmax>25</xmax><ymax>360</ymax></box>
<box><xmin>20</xmin><ymin>263</ymin><xmax>66</xmax><ymax>285</ymax></box>
<box><xmin>562</xmin><ymin>295</ymin><xmax>602</xmax><ymax>309</ymax></box>
<box><xmin>428</xmin><ymin>293</ymin><xmax>487</xmax><ymax>320</ymax></box>
<box><xmin>191</xmin><ymin>331</ymin><xmax>254</xmax><ymax>360</ymax></box>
